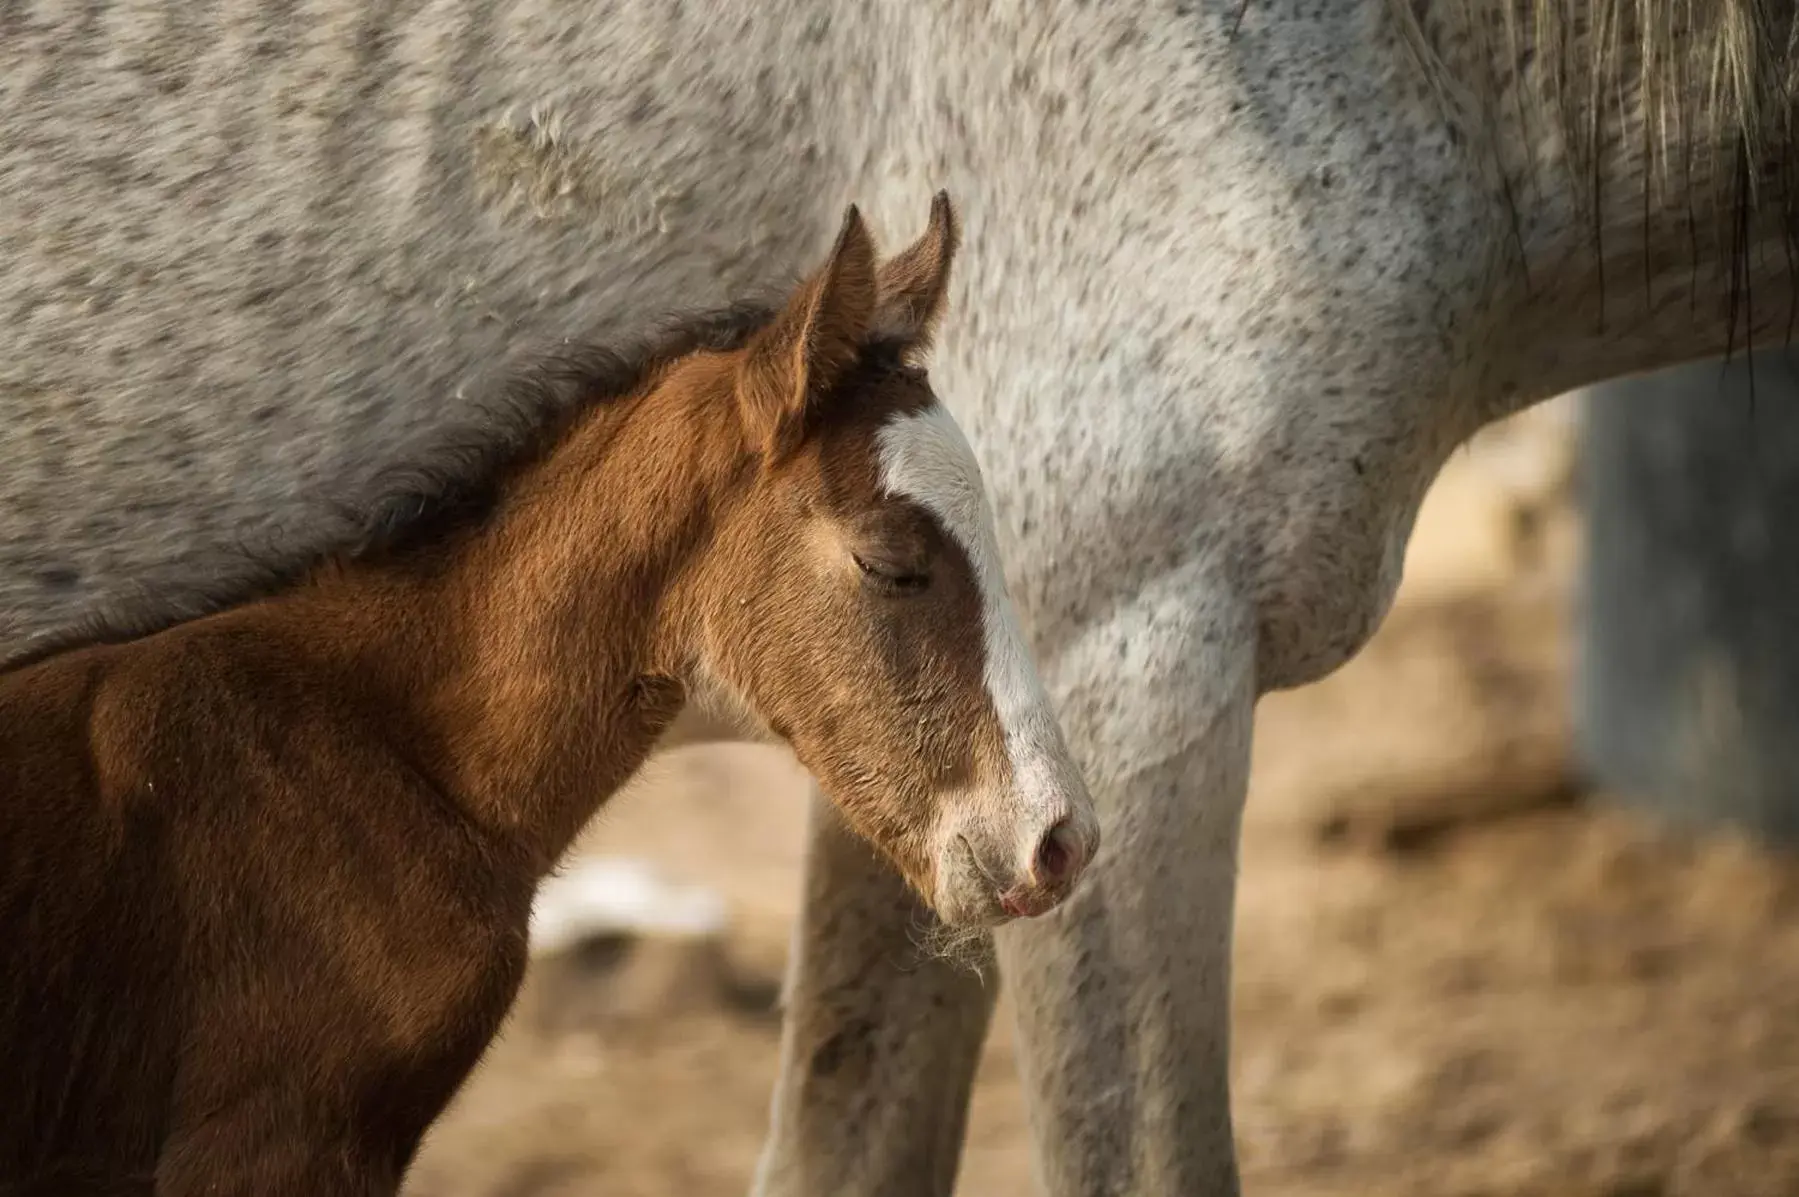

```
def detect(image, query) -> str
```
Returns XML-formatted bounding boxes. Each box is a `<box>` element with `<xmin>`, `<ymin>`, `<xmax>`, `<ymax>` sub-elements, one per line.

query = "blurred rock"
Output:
<box><xmin>530</xmin><ymin>857</ymin><xmax>729</xmax><ymax>955</ymax></box>
<box><xmin>519</xmin><ymin>857</ymin><xmax>777</xmax><ymax>1036</ymax></box>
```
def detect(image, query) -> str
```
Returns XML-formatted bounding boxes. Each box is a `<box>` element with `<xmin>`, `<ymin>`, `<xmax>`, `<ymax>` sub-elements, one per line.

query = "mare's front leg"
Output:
<box><xmin>751</xmin><ymin>795</ymin><xmax>1000</xmax><ymax>1197</ymax></box>
<box><xmin>754</xmin><ymin>574</ymin><xmax>1255</xmax><ymax>1196</ymax></box>
<box><xmin>996</xmin><ymin>580</ymin><xmax>1254</xmax><ymax>1195</ymax></box>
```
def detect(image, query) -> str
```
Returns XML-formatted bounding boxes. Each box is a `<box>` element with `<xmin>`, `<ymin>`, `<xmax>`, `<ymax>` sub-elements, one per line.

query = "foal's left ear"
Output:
<box><xmin>736</xmin><ymin>205</ymin><xmax>879</xmax><ymax>461</ymax></box>
<box><xmin>870</xmin><ymin>191</ymin><xmax>960</xmax><ymax>354</ymax></box>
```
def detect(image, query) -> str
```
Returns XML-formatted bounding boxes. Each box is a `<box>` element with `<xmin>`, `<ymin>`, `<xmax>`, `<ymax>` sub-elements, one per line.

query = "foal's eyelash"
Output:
<box><xmin>853</xmin><ymin>554</ymin><xmax>930</xmax><ymax>594</ymax></box>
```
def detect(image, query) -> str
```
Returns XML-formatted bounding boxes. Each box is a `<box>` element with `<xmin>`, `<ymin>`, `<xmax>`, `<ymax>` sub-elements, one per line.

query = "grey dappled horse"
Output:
<box><xmin>3</xmin><ymin>2</ymin><xmax>1793</xmax><ymax>1193</ymax></box>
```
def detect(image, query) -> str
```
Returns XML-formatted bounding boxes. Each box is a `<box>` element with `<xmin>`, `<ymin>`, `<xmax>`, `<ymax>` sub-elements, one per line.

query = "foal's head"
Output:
<box><xmin>674</xmin><ymin>195</ymin><xmax>1098</xmax><ymax>927</ymax></box>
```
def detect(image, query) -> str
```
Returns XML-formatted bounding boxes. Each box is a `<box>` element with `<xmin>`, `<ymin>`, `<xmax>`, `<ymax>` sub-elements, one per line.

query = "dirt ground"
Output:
<box><xmin>405</xmin><ymin>408</ymin><xmax>1799</xmax><ymax>1197</ymax></box>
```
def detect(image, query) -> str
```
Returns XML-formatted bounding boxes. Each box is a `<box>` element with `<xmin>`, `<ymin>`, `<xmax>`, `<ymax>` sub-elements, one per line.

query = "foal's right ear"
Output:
<box><xmin>736</xmin><ymin>206</ymin><xmax>878</xmax><ymax>461</ymax></box>
<box><xmin>870</xmin><ymin>191</ymin><xmax>959</xmax><ymax>355</ymax></box>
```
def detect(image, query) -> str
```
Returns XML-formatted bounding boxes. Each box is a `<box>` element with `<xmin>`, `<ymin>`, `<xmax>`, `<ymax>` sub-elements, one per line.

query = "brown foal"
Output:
<box><xmin>0</xmin><ymin>195</ymin><xmax>1098</xmax><ymax>1195</ymax></box>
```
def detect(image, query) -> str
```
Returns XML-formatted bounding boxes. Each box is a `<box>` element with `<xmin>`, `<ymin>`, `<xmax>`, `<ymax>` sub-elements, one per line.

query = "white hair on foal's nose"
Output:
<box><xmin>873</xmin><ymin>402</ymin><xmax>1071</xmax><ymax>807</ymax></box>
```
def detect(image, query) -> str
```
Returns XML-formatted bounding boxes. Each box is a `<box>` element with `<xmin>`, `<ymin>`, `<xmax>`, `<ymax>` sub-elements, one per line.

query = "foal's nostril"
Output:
<box><xmin>1031</xmin><ymin>819</ymin><xmax>1080</xmax><ymax>888</ymax></box>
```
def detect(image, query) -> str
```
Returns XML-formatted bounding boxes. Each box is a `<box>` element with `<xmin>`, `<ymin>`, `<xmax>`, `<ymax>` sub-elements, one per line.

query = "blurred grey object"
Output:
<box><xmin>1580</xmin><ymin>352</ymin><xmax>1799</xmax><ymax>842</ymax></box>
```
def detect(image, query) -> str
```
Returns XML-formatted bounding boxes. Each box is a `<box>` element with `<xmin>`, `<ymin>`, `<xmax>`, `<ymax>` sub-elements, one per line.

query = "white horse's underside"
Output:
<box><xmin>2</xmin><ymin>1</ymin><xmax>1793</xmax><ymax>1192</ymax></box>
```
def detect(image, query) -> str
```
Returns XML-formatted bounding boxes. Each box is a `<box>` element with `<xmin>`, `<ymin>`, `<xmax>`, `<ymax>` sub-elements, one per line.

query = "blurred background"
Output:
<box><xmin>398</xmin><ymin>359</ymin><xmax>1799</xmax><ymax>1197</ymax></box>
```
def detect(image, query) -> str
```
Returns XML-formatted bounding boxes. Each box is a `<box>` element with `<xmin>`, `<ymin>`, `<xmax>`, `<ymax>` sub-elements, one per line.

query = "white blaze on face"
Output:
<box><xmin>874</xmin><ymin>402</ymin><xmax>1075</xmax><ymax>818</ymax></box>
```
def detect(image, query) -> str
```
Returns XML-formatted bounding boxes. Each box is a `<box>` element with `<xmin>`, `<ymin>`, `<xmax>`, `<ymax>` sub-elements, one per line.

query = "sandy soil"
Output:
<box><xmin>404</xmin><ymin>410</ymin><xmax>1799</xmax><ymax>1197</ymax></box>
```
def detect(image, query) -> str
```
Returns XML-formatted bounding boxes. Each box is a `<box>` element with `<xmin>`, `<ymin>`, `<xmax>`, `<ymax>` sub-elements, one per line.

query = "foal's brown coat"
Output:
<box><xmin>0</xmin><ymin>197</ymin><xmax>1023</xmax><ymax>1194</ymax></box>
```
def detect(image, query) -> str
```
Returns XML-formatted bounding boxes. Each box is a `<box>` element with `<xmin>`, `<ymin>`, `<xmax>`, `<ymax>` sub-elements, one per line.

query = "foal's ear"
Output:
<box><xmin>870</xmin><ymin>191</ymin><xmax>959</xmax><ymax>354</ymax></box>
<box><xmin>737</xmin><ymin>205</ymin><xmax>878</xmax><ymax>460</ymax></box>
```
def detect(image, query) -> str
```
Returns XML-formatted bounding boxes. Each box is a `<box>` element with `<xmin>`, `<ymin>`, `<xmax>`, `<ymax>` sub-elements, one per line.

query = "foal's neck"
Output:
<box><xmin>315</xmin><ymin>360</ymin><xmax>743</xmax><ymax>866</ymax></box>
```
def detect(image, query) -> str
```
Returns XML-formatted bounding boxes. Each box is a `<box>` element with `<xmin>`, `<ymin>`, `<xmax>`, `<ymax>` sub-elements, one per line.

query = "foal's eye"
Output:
<box><xmin>853</xmin><ymin>554</ymin><xmax>930</xmax><ymax>596</ymax></box>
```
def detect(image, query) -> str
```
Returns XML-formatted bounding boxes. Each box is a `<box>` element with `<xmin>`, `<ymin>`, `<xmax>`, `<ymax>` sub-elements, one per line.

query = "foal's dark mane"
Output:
<box><xmin>0</xmin><ymin>298</ymin><xmax>780</xmax><ymax>678</ymax></box>
<box><xmin>352</xmin><ymin>298</ymin><xmax>776</xmax><ymax>560</ymax></box>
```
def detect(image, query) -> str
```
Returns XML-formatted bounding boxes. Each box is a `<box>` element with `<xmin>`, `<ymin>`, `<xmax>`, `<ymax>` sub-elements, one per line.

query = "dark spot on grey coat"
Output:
<box><xmin>810</xmin><ymin>1017</ymin><xmax>875</xmax><ymax>1079</ymax></box>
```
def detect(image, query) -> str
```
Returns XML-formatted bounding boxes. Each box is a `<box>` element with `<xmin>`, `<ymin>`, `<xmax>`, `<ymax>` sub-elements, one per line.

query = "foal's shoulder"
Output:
<box><xmin>0</xmin><ymin>640</ymin><xmax>118</xmax><ymax>739</ymax></box>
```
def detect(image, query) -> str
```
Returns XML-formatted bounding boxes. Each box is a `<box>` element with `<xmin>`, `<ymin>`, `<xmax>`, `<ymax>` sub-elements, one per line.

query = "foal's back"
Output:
<box><xmin>0</xmin><ymin>618</ymin><xmax>533</xmax><ymax>1191</ymax></box>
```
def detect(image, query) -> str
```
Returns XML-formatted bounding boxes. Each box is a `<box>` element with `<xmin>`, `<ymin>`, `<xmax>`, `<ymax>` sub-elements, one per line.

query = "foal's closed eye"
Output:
<box><xmin>853</xmin><ymin>553</ymin><xmax>931</xmax><ymax>596</ymax></box>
